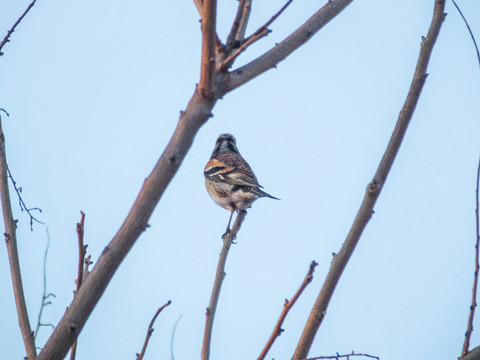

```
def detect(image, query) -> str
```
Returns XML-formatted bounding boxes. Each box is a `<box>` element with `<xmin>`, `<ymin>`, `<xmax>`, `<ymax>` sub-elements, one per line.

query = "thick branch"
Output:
<box><xmin>461</xmin><ymin>346</ymin><xmax>480</xmax><ymax>360</ymax></box>
<box><xmin>136</xmin><ymin>301</ymin><xmax>172</xmax><ymax>360</ymax></box>
<box><xmin>225</xmin><ymin>0</ymin><xmax>354</xmax><ymax>92</ymax></box>
<box><xmin>0</xmin><ymin>115</ymin><xmax>36</xmax><ymax>359</ymax></box>
<box><xmin>292</xmin><ymin>1</ymin><xmax>446</xmax><ymax>359</ymax></box>
<box><xmin>462</xmin><ymin>156</ymin><xmax>480</xmax><ymax>356</ymax></box>
<box><xmin>0</xmin><ymin>0</ymin><xmax>37</xmax><ymax>56</ymax></box>
<box><xmin>199</xmin><ymin>0</ymin><xmax>217</xmax><ymax>97</ymax></box>
<box><xmin>38</xmin><ymin>89</ymin><xmax>216</xmax><ymax>360</ymax></box>
<box><xmin>201</xmin><ymin>210</ymin><xmax>247</xmax><ymax>360</ymax></box>
<box><xmin>258</xmin><ymin>261</ymin><xmax>317</xmax><ymax>360</ymax></box>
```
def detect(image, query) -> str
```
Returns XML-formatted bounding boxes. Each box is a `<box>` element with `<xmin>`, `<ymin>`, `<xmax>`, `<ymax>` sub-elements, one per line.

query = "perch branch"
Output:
<box><xmin>201</xmin><ymin>210</ymin><xmax>247</xmax><ymax>360</ymax></box>
<box><xmin>199</xmin><ymin>0</ymin><xmax>217</xmax><ymax>97</ymax></box>
<box><xmin>0</xmin><ymin>113</ymin><xmax>37</xmax><ymax>359</ymax></box>
<box><xmin>70</xmin><ymin>211</ymin><xmax>86</xmax><ymax>360</ymax></box>
<box><xmin>136</xmin><ymin>301</ymin><xmax>172</xmax><ymax>360</ymax></box>
<box><xmin>307</xmin><ymin>352</ymin><xmax>379</xmax><ymax>360</ymax></box>
<box><xmin>34</xmin><ymin>228</ymin><xmax>56</xmax><ymax>340</ymax></box>
<box><xmin>226</xmin><ymin>0</ymin><xmax>354</xmax><ymax>92</ymax></box>
<box><xmin>0</xmin><ymin>0</ymin><xmax>37</xmax><ymax>56</ymax></box>
<box><xmin>258</xmin><ymin>261</ymin><xmax>318</xmax><ymax>360</ymax></box>
<box><xmin>462</xmin><ymin>156</ymin><xmax>480</xmax><ymax>356</ymax></box>
<box><xmin>292</xmin><ymin>1</ymin><xmax>446</xmax><ymax>359</ymax></box>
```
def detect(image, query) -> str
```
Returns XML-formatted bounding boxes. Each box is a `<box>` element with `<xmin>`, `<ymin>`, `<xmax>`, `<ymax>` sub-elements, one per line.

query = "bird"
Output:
<box><xmin>204</xmin><ymin>133</ymin><xmax>279</xmax><ymax>234</ymax></box>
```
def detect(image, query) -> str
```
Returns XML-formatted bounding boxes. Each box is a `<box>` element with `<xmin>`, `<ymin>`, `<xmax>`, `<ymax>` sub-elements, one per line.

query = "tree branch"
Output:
<box><xmin>225</xmin><ymin>0</ymin><xmax>354</xmax><ymax>92</ymax></box>
<box><xmin>199</xmin><ymin>0</ymin><xmax>217</xmax><ymax>97</ymax></box>
<box><xmin>0</xmin><ymin>0</ymin><xmax>37</xmax><ymax>56</ymax></box>
<box><xmin>258</xmin><ymin>261</ymin><xmax>318</xmax><ymax>360</ymax></box>
<box><xmin>307</xmin><ymin>352</ymin><xmax>379</xmax><ymax>360</ymax></box>
<box><xmin>226</xmin><ymin>0</ymin><xmax>248</xmax><ymax>49</ymax></box>
<box><xmin>461</xmin><ymin>346</ymin><xmax>480</xmax><ymax>360</ymax></box>
<box><xmin>0</xmin><ymin>113</ymin><xmax>37</xmax><ymax>359</ymax></box>
<box><xmin>136</xmin><ymin>301</ymin><xmax>172</xmax><ymax>360</ymax></box>
<box><xmin>201</xmin><ymin>210</ymin><xmax>247</xmax><ymax>360</ymax></box>
<box><xmin>38</xmin><ymin>89</ymin><xmax>217</xmax><ymax>360</ymax></box>
<box><xmin>70</xmin><ymin>211</ymin><xmax>86</xmax><ymax>360</ymax></box>
<box><xmin>291</xmin><ymin>1</ymin><xmax>446</xmax><ymax>359</ymax></box>
<box><xmin>462</xmin><ymin>156</ymin><xmax>480</xmax><ymax>356</ymax></box>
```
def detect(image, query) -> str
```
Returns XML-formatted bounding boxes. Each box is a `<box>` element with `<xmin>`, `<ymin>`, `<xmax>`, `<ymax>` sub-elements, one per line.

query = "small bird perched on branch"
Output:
<box><xmin>204</xmin><ymin>133</ymin><xmax>279</xmax><ymax>234</ymax></box>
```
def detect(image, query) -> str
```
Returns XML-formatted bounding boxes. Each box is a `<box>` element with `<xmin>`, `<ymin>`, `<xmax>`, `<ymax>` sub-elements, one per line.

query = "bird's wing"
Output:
<box><xmin>204</xmin><ymin>154</ymin><xmax>262</xmax><ymax>187</ymax></box>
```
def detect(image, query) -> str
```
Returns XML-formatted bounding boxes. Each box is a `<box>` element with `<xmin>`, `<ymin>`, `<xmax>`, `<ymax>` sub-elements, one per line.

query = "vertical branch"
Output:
<box><xmin>70</xmin><ymin>212</ymin><xmax>86</xmax><ymax>360</ymax></box>
<box><xmin>292</xmin><ymin>1</ymin><xmax>446</xmax><ymax>359</ymax></box>
<box><xmin>199</xmin><ymin>0</ymin><xmax>217</xmax><ymax>97</ymax></box>
<box><xmin>462</xmin><ymin>156</ymin><xmax>480</xmax><ymax>356</ymax></box>
<box><xmin>201</xmin><ymin>210</ymin><xmax>247</xmax><ymax>360</ymax></box>
<box><xmin>0</xmin><ymin>115</ymin><xmax>37</xmax><ymax>359</ymax></box>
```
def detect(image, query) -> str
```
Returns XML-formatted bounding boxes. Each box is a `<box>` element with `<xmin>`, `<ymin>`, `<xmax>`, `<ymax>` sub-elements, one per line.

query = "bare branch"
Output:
<box><xmin>199</xmin><ymin>0</ymin><xmax>218</xmax><ymax>97</ymax></box>
<box><xmin>291</xmin><ymin>1</ymin><xmax>447</xmax><ymax>359</ymax></box>
<box><xmin>451</xmin><ymin>0</ymin><xmax>480</xmax><ymax>69</ymax></box>
<box><xmin>0</xmin><ymin>0</ymin><xmax>37</xmax><ymax>56</ymax></box>
<box><xmin>70</xmin><ymin>211</ymin><xmax>86</xmax><ymax>360</ymax></box>
<box><xmin>221</xmin><ymin>28</ymin><xmax>270</xmax><ymax>70</ymax></box>
<box><xmin>193</xmin><ymin>0</ymin><xmax>203</xmax><ymax>17</ymax></box>
<box><xmin>226</xmin><ymin>0</ymin><xmax>248</xmax><ymax>49</ymax></box>
<box><xmin>462</xmin><ymin>156</ymin><xmax>480</xmax><ymax>356</ymax></box>
<box><xmin>136</xmin><ymin>301</ymin><xmax>172</xmax><ymax>360</ymax></box>
<box><xmin>201</xmin><ymin>210</ymin><xmax>247</xmax><ymax>360</ymax></box>
<box><xmin>308</xmin><ymin>352</ymin><xmax>379</xmax><ymax>360</ymax></box>
<box><xmin>38</xmin><ymin>88</ymin><xmax>217</xmax><ymax>360</ymax></box>
<box><xmin>34</xmin><ymin>228</ymin><xmax>56</xmax><ymax>340</ymax></box>
<box><xmin>0</xmin><ymin>113</ymin><xmax>37</xmax><ymax>359</ymax></box>
<box><xmin>225</xmin><ymin>0</ymin><xmax>354</xmax><ymax>92</ymax></box>
<box><xmin>258</xmin><ymin>261</ymin><xmax>318</xmax><ymax>360</ymax></box>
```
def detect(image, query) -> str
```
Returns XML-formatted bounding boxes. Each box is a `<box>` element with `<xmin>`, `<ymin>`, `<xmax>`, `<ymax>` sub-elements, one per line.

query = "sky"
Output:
<box><xmin>0</xmin><ymin>1</ymin><xmax>479</xmax><ymax>360</ymax></box>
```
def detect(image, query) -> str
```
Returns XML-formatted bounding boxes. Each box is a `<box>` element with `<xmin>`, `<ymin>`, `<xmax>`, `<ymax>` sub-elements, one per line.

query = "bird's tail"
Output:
<box><xmin>254</xmin><ymin>188</ymin><xmax>280</xmax><ymax>200</ymax></box>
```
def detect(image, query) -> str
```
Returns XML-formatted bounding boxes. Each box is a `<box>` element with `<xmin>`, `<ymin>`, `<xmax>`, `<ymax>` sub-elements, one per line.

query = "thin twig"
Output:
<box><xmin>0</xmin><ymin>0</ymin><xmax>37</xmax><ymax>56</ymax></box>
<box><xmin>292</xmin><ymin>1</ymin><xmax>446</xmax><ymax>359</ymax></box>
<box><xmin>170</xmin><ymin>315</ymin><xmax>183</xmax><ymax>360</ymax></box>
<box><xmin>70</xmin><ymin>212</ymin><xmax>86</xmax><ymax>360</ymax></box>
<box><xmin>199</xmin><ymin>0</ymin><xmax>217</xmax><ymax>98</ymax></box>
<box><xmin>0</xmin><ymin>110</ymin><xmax>43</xmax><ymax>230</ymax></box>
<box><xmin>34</xmin><ymin>228</ymin><xmax>56</xmax><ymax>341</ymax></box>
<box><xmin>451</xmin><ymin>0</ymin><xmax>480</xmax><ymax>69</ymax></box>
<box><xmin>307</xmin><ymin>352</ymin><xmax>380</xmax><ymax>360</ymax></box>
<box><xmin>258</xmin><ymin>261</ymin><xmax>318</xmax><ymax>360</ymax></box>
<box><xmin>136</xmin><ymin>301</ymin><xmax>172</xmax><ymax>360</ymax></box>
<box><xmin>222</xmin><ymin>0</ymin><xmax>295</xmax><ymax>66</ymax></box>
<box><xmin>201</xmin><ymin>210</ymin><xmax>247</xmax><ymax>360</ymax></box>
<box><xmin>462</xmin><ymin>156</ymin><xmax>480</xmax><ymax>356</ymax></box>
<box><xmin>0</xmin><ymin>112</ymin><xmax>37</xmax><ymax>359</ymax></box>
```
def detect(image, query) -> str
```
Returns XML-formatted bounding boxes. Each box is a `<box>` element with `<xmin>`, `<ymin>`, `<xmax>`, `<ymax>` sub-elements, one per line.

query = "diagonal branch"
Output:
<box><xmin>199</xmin><ymin>0</ymin><xmax>218</xmax><ymax>97</ymax></box>
<box><xmin>291</xmin><ymin>1</ymin><xmax>446</xmax><ymax>359</ymax></box>
<box><xmin>258</xmin><ymin>261</ymin><xmax>318</xmax><ymax>360</ymax></box>
<box><xmin>201</xmin><ymin>210</ymin><xmax>247</xmax><ymax>360</ymax></box>
<box><xmin>461</xmin><ymin>345</ymin><xmax>480</xmax><ymax>360</ymax></box>
<box><xmin>462</xmin><ymin>156</ymin><xmax>480</xmax><ymax>357</ymax></box>
<box><xmin>0</xmin><ymin>114</ymin><xmax>37</xmax><ymax>359</ymax></box>
<box><xmin>136</xmin><ymin>301</ymin><xmax>172</xmax><ymax>360</ymax></box>
<box><xmin>0</xmin><ymin>0</ymin><xmax>37</xmax><ymax>56</ymax></box>
<box><xmin>225</xmin><ymin>0</ymin><xmax>354</xmax><ymax>92</ymax></box>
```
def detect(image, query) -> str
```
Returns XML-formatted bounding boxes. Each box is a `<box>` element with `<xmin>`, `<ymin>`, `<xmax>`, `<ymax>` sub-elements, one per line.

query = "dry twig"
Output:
<box><xmin>70</xmin><ymin>212</ymin><xmax>86</xmax><ymax>360</ymax></box>
<box><xmin>0</xmin><ymin>0</ymin><xmax>37</xmax><ymax>56</ymax></box>
<box><xmin>462</xmin><ymin>156</ymin><xmax>480</xmax><ymax>356</ymax></box>
<box><xmin>0</xmin><ymin>112</ymin><xmax>37</xmax><ymax>359</ymax></box>
<box><xmin>258</xmin><ymin>261</ymin><xmax>318</xmax><ymax>360</ymax></box>
<box><xmin>201</xmin><ymin>210</ymin><xmax>247</xmax><ymax>360</ymax></box>
<box><xmin>308</xmin><ymin>352</ymin><xmax>379</xmax><ymax>360</ymax></box>
<box><xmin>451</xmin><ymin>0</ymin><xmax>480</xmax><ymax>69</ymax></box>
<box><xmin>136</xmin><ymin>301</ymin><xmax>172</xmax><ymax>360</ymax></box>
<box><xmin>292</xmin><ymin>1</ymin><xmax>447</xmax><ymax>359</ymax></box>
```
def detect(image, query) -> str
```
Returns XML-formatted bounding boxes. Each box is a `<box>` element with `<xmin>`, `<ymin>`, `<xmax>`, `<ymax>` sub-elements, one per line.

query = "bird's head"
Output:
<box><xmin>212</xmin><ymin>133</ymin><xmax>239</xmax><ymax>155</ymax></box>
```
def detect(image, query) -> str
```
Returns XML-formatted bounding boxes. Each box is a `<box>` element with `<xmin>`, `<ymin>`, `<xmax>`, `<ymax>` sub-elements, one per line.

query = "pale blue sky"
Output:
<box><xmin>1</xmin><ymin>1</ymin><xmax>480</xmax><ymax>360</ymax></box>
